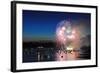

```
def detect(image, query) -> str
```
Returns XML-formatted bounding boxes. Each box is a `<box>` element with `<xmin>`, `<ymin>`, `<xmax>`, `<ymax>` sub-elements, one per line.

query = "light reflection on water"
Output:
<box><xmin>23</xmin><ymin>47</ymin><xmax>90</xmax><ymax>62</ymax></box>
<box><xmin>55</xmin><ymin>50</ymin><xmax>79</xmax><ymax>61</ymax></box>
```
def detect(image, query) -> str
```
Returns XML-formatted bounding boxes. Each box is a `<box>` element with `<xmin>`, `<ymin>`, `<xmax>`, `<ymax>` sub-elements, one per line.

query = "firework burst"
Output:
<box><xmin>55</xmin><ymin>20</ymin><xmax>81</xmax><ymax>61</ymax></box>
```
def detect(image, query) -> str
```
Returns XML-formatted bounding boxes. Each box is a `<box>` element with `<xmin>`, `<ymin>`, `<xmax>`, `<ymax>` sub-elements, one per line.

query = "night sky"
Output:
<box><xmin>23</xmin><ymin>10</ymin><xmax>91</xmax><ymax>41</ymax></box>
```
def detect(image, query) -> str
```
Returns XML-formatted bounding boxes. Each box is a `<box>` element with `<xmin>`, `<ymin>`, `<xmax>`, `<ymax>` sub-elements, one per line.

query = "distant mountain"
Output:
<box><xmin>23</xmin><ymin>40</ymin><xmax>56</xmax><ymax>48</ymax></box>
<box><xmin>23</xmin><ymin>37</ymin><xmax>55</xmax><ymax>42</ymax></box>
